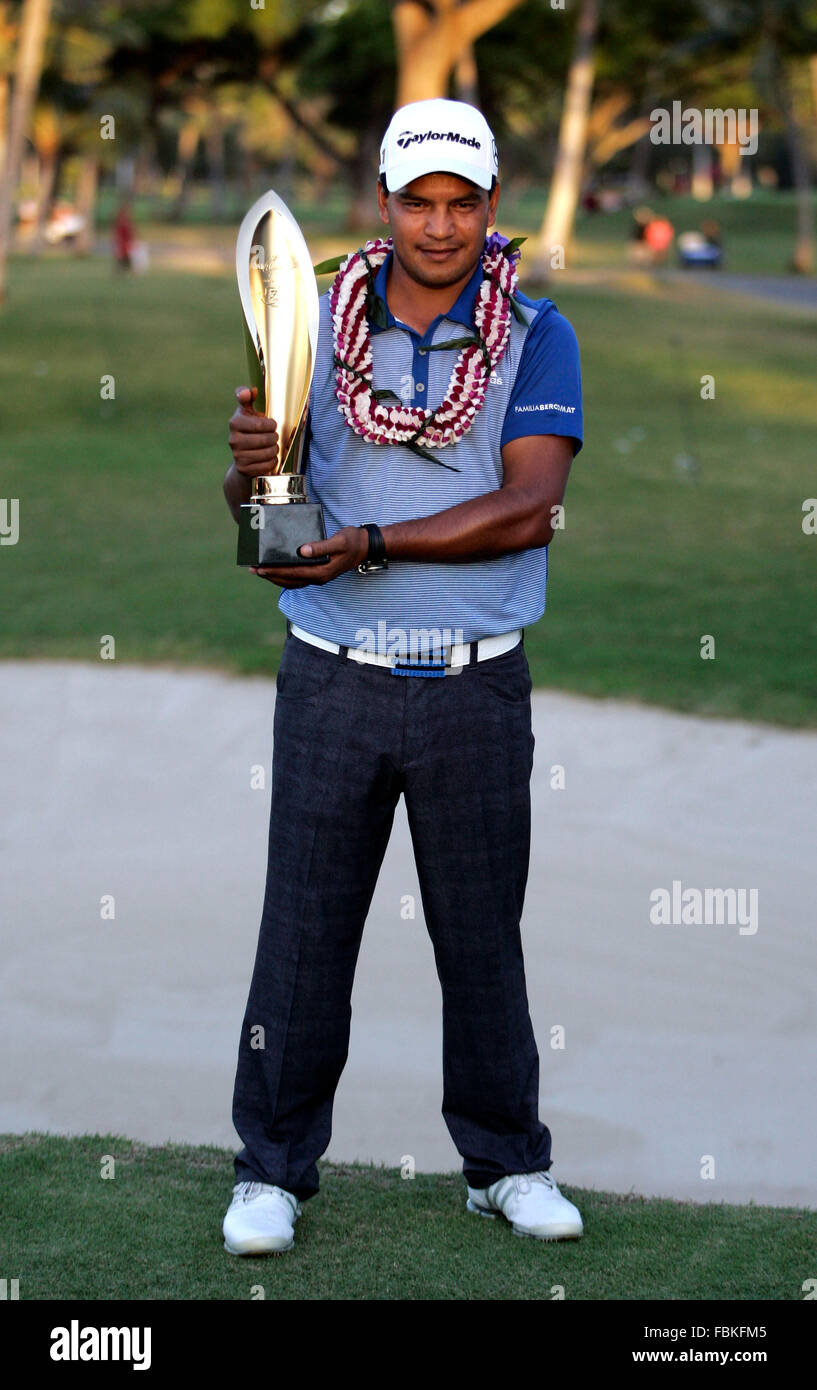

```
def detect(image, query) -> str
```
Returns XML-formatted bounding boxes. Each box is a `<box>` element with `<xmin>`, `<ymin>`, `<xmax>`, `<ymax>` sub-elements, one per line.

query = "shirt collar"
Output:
<box><xmin>369</xmin><ymin>250</ymin><xmax>484</xmax><ymax>337</ymax></box>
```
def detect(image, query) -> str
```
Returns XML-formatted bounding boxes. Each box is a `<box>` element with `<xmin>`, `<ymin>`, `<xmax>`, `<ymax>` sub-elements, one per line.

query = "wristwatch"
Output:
<box><xmin>357</xmin><ymin>523</ymin><xmax>389</xmax><ymax>575</ymax></box>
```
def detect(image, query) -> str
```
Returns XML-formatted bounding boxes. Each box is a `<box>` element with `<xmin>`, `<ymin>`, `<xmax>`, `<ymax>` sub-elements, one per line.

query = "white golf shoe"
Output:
<box><xmin>222</xmin><ymin>1180</ymin><xmax>302</xmax><ymax>1256</ymax></box>
<box><xmin>466</xmin><ymin>1170</ymin><xmax>583</xmax><ymax>1241</ymax></box>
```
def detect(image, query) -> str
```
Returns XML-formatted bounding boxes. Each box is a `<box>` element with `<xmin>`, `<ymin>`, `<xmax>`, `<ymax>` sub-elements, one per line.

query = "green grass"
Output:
<box><xmin>1</xmin><ymin>252</ymin><xmax>815</xmax><ymax>725</ymax></box>
<box><xmin>1</xmin><ymin>1133</ymin><xmax>813</xmax><ymax>1300</ymax></box>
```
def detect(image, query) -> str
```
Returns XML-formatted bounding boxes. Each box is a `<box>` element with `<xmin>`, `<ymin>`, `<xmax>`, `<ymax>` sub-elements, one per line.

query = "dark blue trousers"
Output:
<box><xmin>231</xmin><ymin>628</ymin><xmax>552</xmax><ymax>1200</ymax></box>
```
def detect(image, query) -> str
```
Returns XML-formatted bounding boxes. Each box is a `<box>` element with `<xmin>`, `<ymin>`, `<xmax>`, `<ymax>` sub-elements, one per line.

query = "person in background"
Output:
<box><xmin>643</xmin><ymin>211</ymin><xmax>674</xmax><ymax>265</ymax></box>
<box><xmin>629</xmin><ymin>206</ymin><xmax>674</xmax><ymax>266</ymax></box>
<box><xmin>113</xmin><ymin>199</ymin><xmax>135</xmax><ymax>271</ymax></box>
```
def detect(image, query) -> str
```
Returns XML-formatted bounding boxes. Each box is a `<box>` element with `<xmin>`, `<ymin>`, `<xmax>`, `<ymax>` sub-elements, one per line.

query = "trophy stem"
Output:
<box><xmin>251</xmin><ymin>412</ymin><xmax>310</xmax><ymax>503</ymax></box>
<box><xmin>251</xmin><ymin>475</ymin><xmax>309</xmax><ymax>504</ymax></box>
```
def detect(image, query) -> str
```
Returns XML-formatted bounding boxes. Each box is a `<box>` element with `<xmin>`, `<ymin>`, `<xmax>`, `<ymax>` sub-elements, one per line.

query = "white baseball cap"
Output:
<box><xmin>379</xmin><ymin>99</ymin><xmax>498</xmax><ymax>193</ymax></box>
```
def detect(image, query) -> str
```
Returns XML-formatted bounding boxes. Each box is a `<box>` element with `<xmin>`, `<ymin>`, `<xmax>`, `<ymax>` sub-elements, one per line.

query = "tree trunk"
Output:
<box><xmin>131</xmin><ymin>147</ymin><xmax>150</xmax><ymax>197</ymax></box>
<box><xmin>32</xmin><ymin>142</ymin><xmax>58</xmax><ymax>245</ymax></box>
<box><xmin>764</xmin><ymin>46</ymin><xmax>814</xmax><ymax>272</ymax></box>
<box><xmin>73</xmin><ymin>152</ymin><xmax>97</xmax><ymax>256</ymax></box>
<box><xmin>346</xmin><ymin>123</ymin><xmax>381</xmax><ymax>231</ymax></box>
<box><xmin>626</xmin><ymin>89</ymin><xmax>657</xmax><ymax>200</ymax></box>
<box><xmin>276</xmin><ymin>145</ymin><xmax>296</xmax><ymax>205</ymax></box>
<box><xmin>779</xmin><ymin>60</ymin><xmax>815</xmax><ymax>272</ymax></box>
<box><xmin>169</xmin><ymin>117</ymin><xmax>201</xmax><ymax>222</ymax></box>
<box><xmin>626</xmin><ymin>132</ymin><xmax>651</xmax><ymax>200</ymax></box>
<box><xmin>392</xmin><ymin>0</ymin><xmax>522</xmax><ymax>106</ymax></box>
<box><xmin>29</xmin><ymin>103</ymin><xmax>61</xmax><ymax>247</ymax></box>
<box><xmin>810</xmin><ymin>53</ymin><xmax>817</xmax><ymax>134</ymax></box>
<box><xmin>0</xmin><ymin>73</ymin><xmax>8</xmax><ymax>172</ymax></box>
<box><xmin>454</xmin><ymin>44</ymin><xmax>479</xmax><ymax>106</ymax></box>
<box><xmin>533</xmin><ymin>0</ymin><xmax>599</xmax><ymax>276</ymax></box>
<box><xmin>206</xmin><ymin>113</ymin><xmax>227</xmax><ymax>220</ymax></box>
<box><xmin>758</xmin><ymin>3</ymin><xmax>815</xmax><ymax>273</ymax></box>
<box><xmin>691</xmin><ymin>140</ymin><xmax>713</xmax><ymax>200</ymax></box>
<box><xmin>0</xmin><ymin>0</ymin><xmax>53</xmax><ymax>303</ymax></box>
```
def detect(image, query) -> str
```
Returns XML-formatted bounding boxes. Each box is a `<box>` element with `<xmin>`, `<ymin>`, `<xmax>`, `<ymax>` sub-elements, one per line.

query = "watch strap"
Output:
<box><xmin>357</xmin><ymin>523</ymin><xmax>388</xmax><ymax>574</ymax></box>
<box><xmin>361</xmin><ymin>523</ymin><xmax>387</xmax><ymax>567</ymax></box>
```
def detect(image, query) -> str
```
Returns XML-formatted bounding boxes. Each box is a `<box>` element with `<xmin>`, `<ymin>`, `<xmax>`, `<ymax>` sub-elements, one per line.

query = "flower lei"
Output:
<box><xmin>324</xmin><ymin>232</ymin><xmax>524</xmax><ymax>468</ymax></box>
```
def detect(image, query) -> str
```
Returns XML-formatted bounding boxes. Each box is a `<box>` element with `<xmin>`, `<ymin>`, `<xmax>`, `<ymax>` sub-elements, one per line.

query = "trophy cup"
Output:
<box><xmin>235</xmin><ymin>190</ymin><xmax>329</xmax><ymax>567</ymax></box>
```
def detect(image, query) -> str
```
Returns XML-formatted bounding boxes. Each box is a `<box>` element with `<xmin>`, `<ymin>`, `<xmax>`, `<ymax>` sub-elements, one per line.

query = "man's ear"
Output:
<box><xmin>487</xmin><ymin>180</ymin><xmax>500</xmax><ymax>231</ymax></box>
<box><xmin>376</xmin><ymin>181</ymin><xmax>389</xmax><ymax>226</ymax></box>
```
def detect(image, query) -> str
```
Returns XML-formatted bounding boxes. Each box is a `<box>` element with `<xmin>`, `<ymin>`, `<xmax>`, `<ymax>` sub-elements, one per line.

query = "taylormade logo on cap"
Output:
<box><xmin>396</xmin><ymin>130</ymin><xmax>482</xmax><ymax>151</ymax></box>
<box><xmin>380</xmin><ymin>98</ymin><xmax>498</xmax><ymax>192</ymax></box>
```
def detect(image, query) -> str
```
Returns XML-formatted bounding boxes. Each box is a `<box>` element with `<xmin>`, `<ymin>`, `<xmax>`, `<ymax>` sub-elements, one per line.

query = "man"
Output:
<box><xmin>222</xmin><ymin>99</ymin><xmax>584</xmax><ymax>1255</ymax></box>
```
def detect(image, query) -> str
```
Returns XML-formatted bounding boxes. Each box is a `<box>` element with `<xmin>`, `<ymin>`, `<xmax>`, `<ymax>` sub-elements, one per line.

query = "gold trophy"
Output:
<box><xmin>235</xmin><ymin>190</ymin><xmax>328</xmax><ymax>566</ymax></box>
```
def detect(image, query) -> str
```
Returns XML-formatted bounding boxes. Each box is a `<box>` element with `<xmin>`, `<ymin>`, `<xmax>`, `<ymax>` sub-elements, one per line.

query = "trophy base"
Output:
<box><xmin>237</xmin><ymin>501</ymin><xmax>330</xmax><ymax>567</ymax></box>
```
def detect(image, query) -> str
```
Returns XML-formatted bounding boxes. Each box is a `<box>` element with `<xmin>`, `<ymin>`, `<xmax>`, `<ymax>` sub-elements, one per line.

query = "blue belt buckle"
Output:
<box><xmin>390</xmin><ymin>640</ymin><xmax>451</xmax><ymax>678</ymax></box>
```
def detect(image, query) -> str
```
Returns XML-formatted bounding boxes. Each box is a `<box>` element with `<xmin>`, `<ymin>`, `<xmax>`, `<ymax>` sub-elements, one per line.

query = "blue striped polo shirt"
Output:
<box><xmin>278</xmin><ymin>250</ymin><xmax>583</xmax><ymax>648</ymax></box>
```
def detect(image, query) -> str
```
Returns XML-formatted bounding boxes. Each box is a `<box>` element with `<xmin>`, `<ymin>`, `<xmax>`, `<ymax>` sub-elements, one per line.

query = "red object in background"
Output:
<box><xmin>644</xmin><ymin>216</ymin><xmax>674</xmax><ymax>253</ymax></box>
<box><xmin>113</xmin><ymin>202</ymin><xmax>135</xmax><ymax>266</ymax></box>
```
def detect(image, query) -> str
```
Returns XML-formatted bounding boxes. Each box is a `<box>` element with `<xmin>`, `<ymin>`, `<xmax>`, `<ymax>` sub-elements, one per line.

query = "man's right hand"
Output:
<box><xmin>228</xmin><ymin>386</ymin><xmax>279</xmax><ymax>476</ymax></box>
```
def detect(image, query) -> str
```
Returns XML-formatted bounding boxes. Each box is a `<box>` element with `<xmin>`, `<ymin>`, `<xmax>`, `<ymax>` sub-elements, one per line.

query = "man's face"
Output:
<box><xmin>377</xmin><ymin>172</ymin><xmax>500</xmax><ymax>290</ymax></box>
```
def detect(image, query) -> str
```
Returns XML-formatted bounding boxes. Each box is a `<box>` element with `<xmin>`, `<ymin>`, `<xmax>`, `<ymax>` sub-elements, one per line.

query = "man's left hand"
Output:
<box><xmin>250</xmin><ymin>525</ymin><xmax>370</xmax><ymax>588</ymax></box>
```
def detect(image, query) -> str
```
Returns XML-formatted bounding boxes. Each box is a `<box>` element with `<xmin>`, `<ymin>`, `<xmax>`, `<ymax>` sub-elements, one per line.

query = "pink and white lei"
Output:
<box><xmin>328</xmin><ymin>235</ymin><xmax>520</xmax><ymax>456</ymax></box>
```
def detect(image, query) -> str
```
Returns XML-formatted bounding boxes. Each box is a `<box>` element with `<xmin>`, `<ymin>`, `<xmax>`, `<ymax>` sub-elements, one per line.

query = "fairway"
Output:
<box><xmin>1</xmin><ymin>1134</ymin><xmax>813</xmax><ymax>1301</ymax></box>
